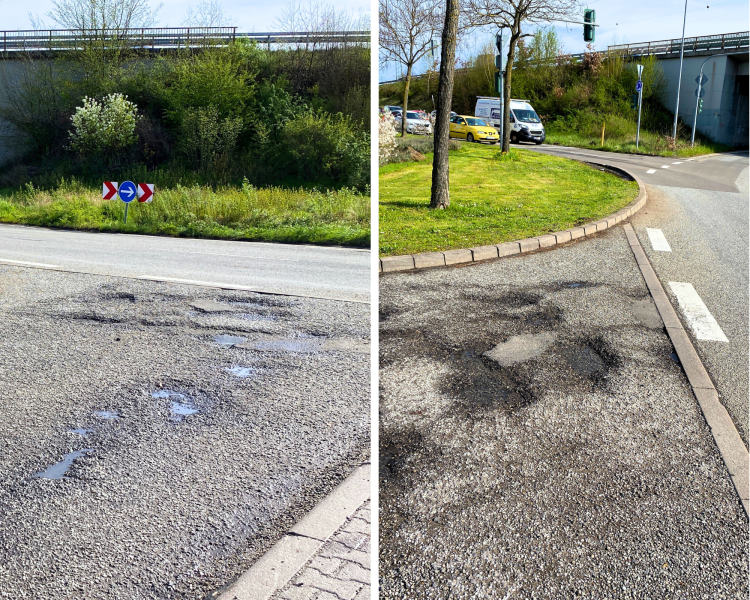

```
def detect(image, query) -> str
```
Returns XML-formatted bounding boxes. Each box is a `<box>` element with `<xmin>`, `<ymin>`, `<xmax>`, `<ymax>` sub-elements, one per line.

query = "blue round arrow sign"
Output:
<box><xmin>118</xmin><ymin>181</ymin><xmax>137</xmax><ymax>203</ymax></box>
<box><xmin>635</xmin><ymin>80</ymin><xmax>643</xmax><ymax>92</ymax></box>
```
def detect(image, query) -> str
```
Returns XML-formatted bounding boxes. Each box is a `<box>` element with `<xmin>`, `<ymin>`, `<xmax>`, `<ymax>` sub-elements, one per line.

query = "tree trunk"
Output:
<box><xmin>429</xmin><ymin>0</ymin><xmax>459</xmax><ymax>209</ymax></box>
<box><xmin>502</xmin><ymin>28</ymin><xmax>520</xmax><ymax>153</ymax></box>
<box><xmin>401</xmin><ymin>63</ymin><xmax>413</xmax><ymax>137</ymax></box>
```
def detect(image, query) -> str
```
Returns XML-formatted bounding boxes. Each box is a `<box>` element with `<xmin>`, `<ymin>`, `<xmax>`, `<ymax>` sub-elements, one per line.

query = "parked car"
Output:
<box><xmin>474</xmin><ymin>97</ymin><xmax>545</xmax><ymax>144</ymax></box>
<box><xmin>431</xmin><ymin>110</ymin><xmax>457</xmax><ymax>119</ymax></box>
<box><xmin>448</xmin><ymin>115</ymin><xmax>499</xmax><ymax>144</ymax></box>
<box><xmin>395</xmin><ymin>111</ymin><xmax>433</xmax><ymax>135</ymax></box>
<box><xmin>384</xmin><ymin>105</ymin><xmax>402</xmax><ymax>114</ymax></box>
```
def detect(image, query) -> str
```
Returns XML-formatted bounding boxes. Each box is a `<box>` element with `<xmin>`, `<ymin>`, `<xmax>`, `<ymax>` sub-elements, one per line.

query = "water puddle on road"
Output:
<box><xmin>225</xmin><ymin>366</ymin><xmax>256</xmax><ymax>378</ymax></box>
<box><xmin>69</xmin><ymin>428</ymin><xmax>94</xmax><ymax>436</ymax></box>
<box><xmin>669</xmin><ymin>352</ymin><xmax>681</xmax><ymax>364</ymax></box>
<box><xmin>35</xmin><ymin>449</ymin><xmax>93</xmax><ymax>479</ymax></box>
<box><xmin>239</xmin><ymin>313</ymin><xmax>277</xmax><ymax>322</ymax></box>
<box><xmin>94</xmin><ymin>410</ymin><xmax>120</xmax><ymax>420</ymax></box>
<box><xmin>152</xmin><ymin>390</ymin><xmax>199</xmax><ymax>420</ymax></box>
<box><xmin>240</xmin><ymin>337</ymin><xmax>322</xmax><ymax>353</ymax></box>
<box><xmin>213</xmin><ymin>334</ymin><xmax>247</xmax><ymax>346</ymax></box>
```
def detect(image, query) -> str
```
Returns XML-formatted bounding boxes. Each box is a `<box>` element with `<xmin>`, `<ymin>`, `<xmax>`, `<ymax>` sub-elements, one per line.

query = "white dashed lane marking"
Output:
<box><xmin>0</xmin><ymin>259</ymin><xmax>59</xmax><ymax>268</ymax></box>
<box><xmin>672</xmin><ymin>161</ymin><xmax>683</xmax><ymax>164</ymax></box>
<box><xmin>646</xmin><ymin>228</ymin><xmax>672</xmax><ymax>252</ymax></box>
<box><xmin>669</xmin><ymin>282</ymin><xmax>729</xmax><ymax>342</ymax></box>
<box><xmin>661</xmin><ymin>165</ymin><xmax>669</xmax><ymax>169</ymax></box>
<box><xmin>646</xmin><ymin>169</ymin><xmax>657</xmax><ymax>174</ymax></box>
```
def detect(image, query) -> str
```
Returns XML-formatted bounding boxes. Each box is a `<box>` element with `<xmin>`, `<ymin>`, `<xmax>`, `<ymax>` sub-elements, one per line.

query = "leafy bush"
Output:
<box><xmin>278</xmin><ymin>111</ymin><xmax>370</xmax><ymax>189</ymax></box>
<box><xmin>68</xmin><ymin>93</ymin><xmax>139</xmax><ymax>158</ymax></box>
<box><xmin>178</xmin><ymin>106</ymin><xmax>244</xmax><ymax>177</ymax></box>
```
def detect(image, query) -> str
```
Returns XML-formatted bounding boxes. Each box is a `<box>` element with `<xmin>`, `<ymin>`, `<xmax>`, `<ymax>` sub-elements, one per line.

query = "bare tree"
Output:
<box><xmin>464</xmin><ymin>0</ymin><xmax>579</xmax><ymax>151</ymax></box>
<box><xmin>47</xmin><ymin>0</ymin><xmax>162</xmax><ymax>31</ymax></box>
<box><xmin>429</xmin><ymin>0</ymin><xmax>459</xmax><ymax>209</ymax></box>
<box><xmin>380</xmin><ymin>0</ymin><xmax>443</xmax><ymax>136</ymax></box>
<box><xmin>182</xmin><ymin>0</ymin><xmax>232</xmax><ymax>27</ymax></box>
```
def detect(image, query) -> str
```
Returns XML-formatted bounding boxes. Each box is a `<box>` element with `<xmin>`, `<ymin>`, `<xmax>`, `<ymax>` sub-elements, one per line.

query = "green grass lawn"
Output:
<box><xmin>379</xmin><ymin>144</ymin><xmax>638</xmax><ymax>256</ymax></box>
<box><xmin>0</xmin><ymin>180</ymin><xmax>370</xmax><ymax>248</ymax></box>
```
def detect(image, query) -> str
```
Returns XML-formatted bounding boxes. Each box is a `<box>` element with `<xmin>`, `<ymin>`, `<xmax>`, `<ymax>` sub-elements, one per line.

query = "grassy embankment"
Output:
<box><xmin>379</xmin><ymin>143</ymin><xmax>638</xmax><ymax>256</ymax></box>
<box><xmin>0</xmin><ymin>180</ymin><xmax>370</xmax><ymax>247</ymax></box>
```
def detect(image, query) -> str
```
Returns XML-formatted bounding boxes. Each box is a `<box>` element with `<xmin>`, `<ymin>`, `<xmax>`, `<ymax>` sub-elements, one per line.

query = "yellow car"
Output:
<box><xmin>449</xmin><ymin>115</ymin><xmax>499</xmax><ymax>144</ymax></box>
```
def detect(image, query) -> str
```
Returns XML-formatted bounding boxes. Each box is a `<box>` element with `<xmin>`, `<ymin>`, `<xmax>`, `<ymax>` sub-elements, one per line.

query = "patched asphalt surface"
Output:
<box><xmin>379</xmin><ymin>226</ymin><xmax>748</xmax><ymax>599</ymax></box>
<box><xmin>0</xmin><ymin>266</ymin><xmax>369</xmax><ymax>599</ymax></box>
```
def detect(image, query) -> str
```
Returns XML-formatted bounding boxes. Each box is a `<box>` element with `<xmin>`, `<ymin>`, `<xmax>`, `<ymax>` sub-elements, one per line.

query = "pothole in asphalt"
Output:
<box><xmin>94</xmin><ymin>410</ymin><xmax>120</xmax><ymax>420</ymax></box>
<box><xmin>237</xmin><ymin>336</ymin><xmax>322</xmax><ymax>353</ymax></box>
<box><xmin>483</xmin><ymin>333</ymin><xmax>555</xmax><ymax>367</ymax></box>
<box><xmin>380</xmin><ymin>428</ymin><xmax>424</xmax><ymax>480</ymax></box>
<box><xmin>34</xmin><ymin>449</ymin><xmax>93</xmax><ymax>479</ymax></box>
<box><xmin>190</xmin><ymin>299</ymin><xmax>234</xmax><ymax>313</ymax></box>
<box><xmin>239</xmin><ymin>313</ymin><xmax>278</xmax><ymax>322</ymax></box>
<box><xmin>560</xmin><ymin>338</ymin><xmax>619</xmax><ymax>381</ymax></box>
<box><xmin>152</xmin><ymin>390</ymin><xmax>199</xmax><ymax>420</ymax></box>
<box><xmin>213</xmin><ymin>334</ymin><xmax>247</xmax><ymax>346</ymax></box>
<box><xmin>630</xmin><ymin>298</ymin><xmax>663</xmax><ymax>329</ymax></box>
<box><xmin>225</xmin><ymin>366</ymin><xmax>256</xmax><ymax>378</ymax></box>
<box><xmin>69</xmin><ymin>428</ymin><xmax>94</xmax><ymax>436</ymax></box>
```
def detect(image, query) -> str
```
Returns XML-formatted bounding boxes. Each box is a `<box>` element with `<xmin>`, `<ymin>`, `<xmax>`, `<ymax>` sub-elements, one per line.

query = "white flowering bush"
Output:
<box><xmin>379</xmin><ymin>111</ymin><xmax>397</xmax><ymax>166</ymax></box>
<box><xmin>68</xmin><ymin>93</ymin><xmax>139</xmax><ymax>156</ymax></box>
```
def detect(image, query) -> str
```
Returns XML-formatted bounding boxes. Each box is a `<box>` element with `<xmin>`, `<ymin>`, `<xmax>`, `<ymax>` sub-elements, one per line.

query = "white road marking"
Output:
<box><xmin>646</xmin><ymin>169</ymin><xmax>657</xmax><ymax>174</ymax></box>
<box><xmin>646</xmin><ymin>228</ymin><xmax>672</xmax><ymax>252</ymax></box>
<box><xmin>661</xmin><ymin>165</ymin><xmax>669</xmax><ymax>169</ymax></box>
<box><xmin>672</xmin><ymin>161</ymin><xmax>683</xmax><ymax>164</ymax></box>
<box><xmin>669</xmin><ymin>282</ymin><xmax>729</xmax><ymax>342</ymax></box>
<box><xmin>0</xmin><ymin>259</ymin><xmax>59</xmax><ymax>268</ymax></box>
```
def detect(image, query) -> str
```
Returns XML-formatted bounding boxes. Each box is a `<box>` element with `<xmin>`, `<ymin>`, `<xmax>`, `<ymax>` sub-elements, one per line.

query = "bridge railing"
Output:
<box><xmin>0</xmin><ymin>27</ymin><xmax>369</xmax><ymax>53</ymax></box>
<box><xmin>608</xmin><ymin>31</ymin><xmax>749</xmax><ymax>57</ymax></box>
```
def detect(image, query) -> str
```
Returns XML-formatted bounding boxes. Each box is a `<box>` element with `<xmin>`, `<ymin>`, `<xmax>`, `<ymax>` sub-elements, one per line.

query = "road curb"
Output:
<box><xmin>624</xmin><ymin>222</ymin><xmax>749</xmax><ymax>517</ymax></box>
<box><xmin>379</xmin><ymin>162</ymin><xmax>647</xmax><ymax>273</ymax></box>
<box><xmin>216</xmin><ymin>463</ymin><xmax>371</xmax><ymax>600</ymax></box>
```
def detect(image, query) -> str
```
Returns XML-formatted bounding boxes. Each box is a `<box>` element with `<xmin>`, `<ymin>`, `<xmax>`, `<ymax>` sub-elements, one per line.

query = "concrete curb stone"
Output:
<box><xmin>216</xmin><ymin>464</ymin><xmax>371</xmax><ymax>600</ymax></box>
<box><xmin>624</xmin><ymin>222</ymin><xmax>749</xmax><ymax>517</ymax></box>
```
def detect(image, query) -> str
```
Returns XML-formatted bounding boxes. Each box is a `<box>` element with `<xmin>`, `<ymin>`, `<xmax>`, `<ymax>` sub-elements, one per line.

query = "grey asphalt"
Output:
<box><xmin>0</xmin><ymin>224</ymin><xmax>370</xmax><ymax>302</ymax></box>
<box><xmin>0</xmin><ymin>265</ymin><xmax>370</xmax><ymax>599</ymax></box>
<box><xmin>529</xmin><ymin>144</ymin><xmax>748</xmax><ymax>192</ymax></box>
<box><xmin>529</xmin><ymin>146</ymin><xmax>749</xmax><ymax>446</ymax></box>
<box><xmin>379</xmin><ymin>228</ymin><xmax>748</xmax><ymax>598</ymax></box>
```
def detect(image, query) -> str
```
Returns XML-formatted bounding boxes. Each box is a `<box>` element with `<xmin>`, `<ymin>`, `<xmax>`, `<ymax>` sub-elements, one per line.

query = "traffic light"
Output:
<box><xmin>584</xmin><ymin>9</ymin><xmax>595</xmax><ymax>43</ymax></box>
<box><xmin>630</xmin><ymin>93</ymin><xmax>638</xmax><ymax>110</ymax></box>
<box><xmin>495</xmin><ymin>31</ymin><xmax>504</xmax><ymax>94</ymax></box>
<box><xmin>698</xmin><ymin>99</ymin><xmax>703</xmax><ymax>113</ymax></box>
<box><xmin>495</xmin><ymin>72</ymin><xmax>502</xmax><ymax>94</ymax></box>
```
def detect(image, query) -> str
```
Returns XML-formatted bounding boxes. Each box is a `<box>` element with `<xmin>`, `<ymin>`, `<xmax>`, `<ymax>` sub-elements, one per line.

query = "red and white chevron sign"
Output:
<box><xmin>137</xmin><ymin>183</ymin><xmax>154</xmax><ymax>203</ymax></box>
<box><xmin>102</xmin><ymin>181</ymin><xmax>118</xmax><ymax>200</ymax></box>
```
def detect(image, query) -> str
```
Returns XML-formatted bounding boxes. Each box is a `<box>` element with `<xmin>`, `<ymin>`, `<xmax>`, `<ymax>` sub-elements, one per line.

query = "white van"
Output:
<box><xmin>475</xmin><ymin>97</ymin><xmax>545</xmax><ymax>145</ymax></box>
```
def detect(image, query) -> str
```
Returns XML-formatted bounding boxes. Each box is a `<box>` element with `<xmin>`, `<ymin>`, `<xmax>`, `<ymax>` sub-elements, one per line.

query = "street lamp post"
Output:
<box><xmin>672</xmin><ymin>0</ymin><xmax>688</xmax><ymax>141</ymax></box>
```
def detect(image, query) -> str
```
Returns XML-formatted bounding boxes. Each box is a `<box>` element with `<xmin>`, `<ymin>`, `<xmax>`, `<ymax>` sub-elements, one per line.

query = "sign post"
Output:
<box><xmin>691</xmin><ymin>73</ymin><xmax>708</xmax><ymax>147</ymax></box>
<box><xmin>117</xmin><ymin>180</ymin><xmax>137</xmax><ymax>223</ymax></box>
<box><xmin>495</xmin><ymin>30</ymin><xmax>504</xmax><ymax>144</ymax></box>
<box><xmin>635</xmin><ymin>64</ymin><xmax>644</xmax><ymax>149</ymax></box>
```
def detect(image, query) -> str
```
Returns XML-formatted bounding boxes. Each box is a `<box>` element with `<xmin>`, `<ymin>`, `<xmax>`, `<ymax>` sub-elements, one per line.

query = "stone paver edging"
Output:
<box><xmin>216</xmin><ymin>464</ymin><xmax>370</xmax><ymax>600</ymax></box>
<box><xmin>623</xmin><ymin>222</ymin><xmax>749</xmax><ymax>517</ymax></box>
<box><xmin>379</xmin><ymin>162</ymin><xmax>647</xmax><ymax>273</ymax></box>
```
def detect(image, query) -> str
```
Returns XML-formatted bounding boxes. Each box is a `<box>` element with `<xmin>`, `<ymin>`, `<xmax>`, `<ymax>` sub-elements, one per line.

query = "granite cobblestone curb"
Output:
<box><xmin>380</xmin><ymin>162</ymin><xmax>647</xmax><ymax>273</ymax></box>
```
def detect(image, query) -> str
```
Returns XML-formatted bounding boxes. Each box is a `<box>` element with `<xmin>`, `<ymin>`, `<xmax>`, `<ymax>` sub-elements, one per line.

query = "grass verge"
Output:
<box><xmin>544</xmin><ymin>128</ymin><xmax>728</xmax><ymax>158</ymax></box>
<box><xmin>379</xmin><ymin>144</ymin><xmax>638</xmax><ymax>256</ymax></box>
<box><xmin>0</xmin><ymin>180</ymin><xmax>370</xmax><ymax>248</ymax></box>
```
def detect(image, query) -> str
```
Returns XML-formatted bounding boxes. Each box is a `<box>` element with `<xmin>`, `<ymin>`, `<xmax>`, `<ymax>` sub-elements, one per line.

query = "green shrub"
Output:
<box><xmin>178</xmin><ymin>106</ymin><xmax>244</xmax><ymax>178</ymax></box>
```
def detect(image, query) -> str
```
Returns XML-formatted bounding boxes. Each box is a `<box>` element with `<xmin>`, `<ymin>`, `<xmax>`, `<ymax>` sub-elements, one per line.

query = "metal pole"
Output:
<box><xmin>672</xmin><ymin>0</ymin><xmax>688</xmax><ymax>140</ymax></box>
<box><xmin>636</xmin><ymin>87</ymin><xmax>643</xmax><ymax>148</ymax></box>
<box><xmin>124</xmin><ymin>203</ymin><xmax>129</xmax><ymax>224</ymax></box>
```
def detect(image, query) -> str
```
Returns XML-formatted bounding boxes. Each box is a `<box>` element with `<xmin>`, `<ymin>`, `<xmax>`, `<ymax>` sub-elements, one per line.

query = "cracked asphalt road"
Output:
<box><xmin>379</xmin><ymin>226</ymin><xmax>747</xmax><ymax>599</ymax></box>
<box><xmin>0</xmin><ymin>265</ymin><xmax>369</xmax><ymax>599</ymax></box>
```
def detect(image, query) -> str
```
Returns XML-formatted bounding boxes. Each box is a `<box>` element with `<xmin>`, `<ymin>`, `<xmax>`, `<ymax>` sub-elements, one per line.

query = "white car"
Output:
<box><xmin>395</xmin><ymin>111</ymin><xmax>433</xmax><ymax>135</ymax></box>
<box><xmin>475</xmin><ymin>97</ymin><xmax>545</xmax><ymax>144</ymax></box>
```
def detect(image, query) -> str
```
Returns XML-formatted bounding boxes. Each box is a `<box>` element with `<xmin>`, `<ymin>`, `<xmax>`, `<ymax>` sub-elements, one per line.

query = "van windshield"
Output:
<box><xmin>513</xmin><ymin>108</ymin><xmax>540</xmax><ymax>123</ymax></box>
<box><xmin>466</xmin><ymin>118</ymin><xmax>488</xmax><ymax>127</ymax></box>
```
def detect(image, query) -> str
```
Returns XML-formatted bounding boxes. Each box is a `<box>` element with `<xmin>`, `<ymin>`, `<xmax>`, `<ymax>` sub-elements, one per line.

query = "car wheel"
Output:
<box><xmin>535</xmin><ymin>140</ymin><xmax>543</xmax><ymax>145</ymax></box>
<box><xmin>510</xmin><ymin>132</ymin><xmax>518</xmax><ymax>144</ymax></box>
<box><xmin>467</xmin><ymin>133</ymin><xmax>475</xmax><ymax>143</ymax></box>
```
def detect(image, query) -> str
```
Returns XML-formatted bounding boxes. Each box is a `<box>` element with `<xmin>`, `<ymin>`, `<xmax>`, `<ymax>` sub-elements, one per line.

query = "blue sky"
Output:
<box><xmin>383</xmin><ymin>0</ymin><xmax>750</xmax><ymax>80</ymax></box>
<box><xmin>0</xmin><ymin>0</ymin><xmax>370</xmax><ymax>30</ymax></box>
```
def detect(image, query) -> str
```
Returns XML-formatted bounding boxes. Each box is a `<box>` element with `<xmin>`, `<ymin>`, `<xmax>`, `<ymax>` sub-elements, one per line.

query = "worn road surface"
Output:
<box><xmin>0</xmin><ymin>265</ymin><xmax>369</xmax><ymax>599</ymax></box>
<box><xmin>379</xmin><ymin>223</ymin><xmax>748</xmax><ymax>598</ymax></box>
<box><xmin>0</xmin><ymin>224</ymin><xmax>370</xmax><ymax>302</ymax></box>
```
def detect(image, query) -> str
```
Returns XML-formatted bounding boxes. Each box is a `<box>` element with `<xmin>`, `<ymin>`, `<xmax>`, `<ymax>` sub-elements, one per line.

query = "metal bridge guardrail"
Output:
<box><xmin>608</xmin><ymin>31</ymin><xmax>749</xmax><ymax>57</ymax></box>
<box><xmin>0</xmin><ymin>27</ymin><xmax>370</xmax><ymax>53</ymax></box>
